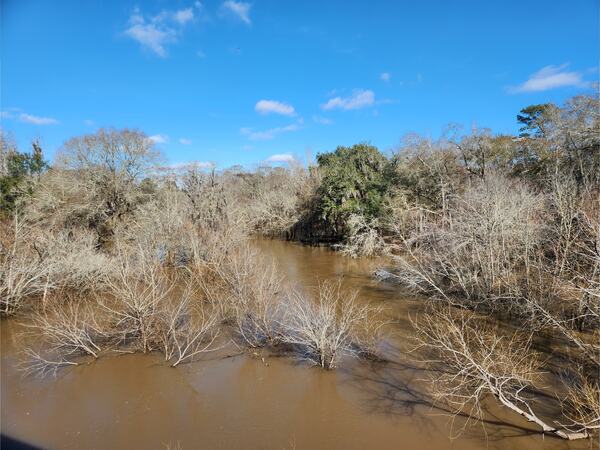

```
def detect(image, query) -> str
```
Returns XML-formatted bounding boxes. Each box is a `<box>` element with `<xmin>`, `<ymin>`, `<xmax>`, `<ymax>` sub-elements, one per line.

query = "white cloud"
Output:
<box><xmin>84</xmin><ymin>119</ymin><xmax>94</xmax><ymax>126</ymax></box>
<box><xmin>161</xmin><ymin>161</ymin><xmax>215</xmax><ymax>171</ymax></box>
<box><xmin>1</xmin><ymin>111</ymin><xmax>14</xmax><ymax>119</ymax></box>
<box><xmin>312</xmin><ymin>115</ymin><xmax>333</xmax><ymax>125</ymax></box>
<box><xmin>125</xmin><ymin>21</ymin><xmax>175</xmax><ymax>57</ymax></box>
<box><xmin>222</xmin><ymin>1</ymin><xmax>251</xmax><ymax>25</ymax></box>
<box><xmin>241</xmin><ymin>122</ymin><xmax>300</xmax><ymax>141</ymax></box>
<box><xmin>255</xmin><ymin>99</ymin><xmax>295</xmax><ymax>116</ymax></box>
<box><xmin>19</xmin><ymin>113</ymin><xmax>58</xmax><ymax>125</ymax></box>
<box><xmin>179</xmin><ymin>138</ymin><xmax>192</xmax><ymax>145</ymax></box>
<box><xmin>509</xmin><ymin>64</ymin><xmax>587</xmax><ymax>93</ymax></box>
<box><xmin>173</xmin><ymin>8</ymin><xmax>194</xmax><ymax>25</ymax></box>
<box><xmin>266</xmin><ymin>153</ymin><xmax>296</xmax><ymax>164</ymax></box>
<box><xmin>321</xmin><ymin>89</ymin><xmax>375</xmax><ymax>111</ymax></box>
<box><xmin>380</xmin><ymin>72</ymin><xmax>391</xmax><ymax>82</ymax></box>
<box><xmin>149</xmin><ymin>134</ymin><xmax>169</xmax><ymax>144</ymax></box>
<box><xmin>124</xmin><ymin>6</ymin><xmax>196</xmax><ymax>57</ymax></box>
<box><xmin>191</xmin><ymin>161</ymin><xmax>215</xmax><ymax>169</ymax></box>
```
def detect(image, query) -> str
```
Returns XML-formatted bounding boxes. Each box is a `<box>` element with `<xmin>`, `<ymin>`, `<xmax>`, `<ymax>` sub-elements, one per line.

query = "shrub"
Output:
<box><xmin>314</xmin><ymin>143</ymin><xmax>391</xmax><ymax>240</ymax></box>
<box><xmin>200</xmin><ymin>245</ymin><xmax>284</xmax><ymax>348</ymax></box>
<box><xmin>280</xmin><ymin>281</ymin><xmax>382</xmax><ymax>369</ymax></box>
<box><xmin>392</xmin><ymin>174</ymin><xmax>544</xmax><ymax>307</ymax></box>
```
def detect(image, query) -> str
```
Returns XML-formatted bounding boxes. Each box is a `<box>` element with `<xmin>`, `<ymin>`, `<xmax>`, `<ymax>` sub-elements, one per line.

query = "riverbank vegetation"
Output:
<box><xmin>1</xmin><ymin>94</ymin><xmax>598</xmax><ymax>441</ymax></box>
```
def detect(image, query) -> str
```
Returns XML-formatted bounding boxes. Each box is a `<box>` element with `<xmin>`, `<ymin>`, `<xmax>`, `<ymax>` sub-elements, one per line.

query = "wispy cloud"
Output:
<box><xmin>265</xmin><ymin>153</ymin><xmax>296</xmax><ymax>164</ymax></box>
<box><xmin>241</xmin><ymin>122</ymin><xmax>300</xmax><ymax>141</ymax></box>
<box><xmin>222</xmin><ymin>1</ymin><xmax>251</xmax><ymax>25</ymax></box>
<box><xmin>321</xmin><ymin>89</ymin><xmax>375</xmax><ymax>111</ymax></box>
<box><xmin>509</xmin><ymin>64</ymin><xmax>588</xmax><ymax>93</ymax></box>
<box><xmin>19</xmin><ymin>113</ymin><xmax>59</xmax><ymax>125</ymax></box>
<box><xmin>125</xmin><ymin>17</ymin><xmax>175</xmax><ymax>57</ymax></box>
<box><xmin>255</xmin><ymin>99</ymin><xmax>295</xmax><ymax>116</ymax></box>
<box><xmin>312</xmin><ymin>115</ymin><xmax>333</xmax><ymax>125</ymax></box>
<box><xmin>124</xmin><ymin>5</ymin><xmax>198</xmax><ymax>57</ymax></box>
<box><xmin>173</xmin><ymin>8</ymin><xmax>194</xmax><ymax>25</ymax></box>
<box><xmin>179</xmin><ymin>138</ymin><xmax>192</xmax><ymax>145</ymax></box>
<box><xmin>380</xmin><ymin>72</ymin><xmax>391</xmax><ymax>82</ymax></box>
<box><xmin>160</xmin><ymin>160</ymin><xmax>215</xmax><ymax>171</ymax></box>
<box><xmin>149</xmin><ymin>134</ymin><xmax>169</xmax><ymax>144</ymax></box>
<box><xmin>189</xmin><ymin>160</ymin><xmax>215</xmax><ymax>169</ymax></box>
<box><xmin>2</xmin><ymin>109</ymin><xmax>59</xmax><ymax>125</ymax></box>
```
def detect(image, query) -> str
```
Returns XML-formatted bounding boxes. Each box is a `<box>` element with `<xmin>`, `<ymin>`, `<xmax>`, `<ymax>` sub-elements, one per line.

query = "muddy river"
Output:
<box><xmin>1</xmin><ymin>239</ymin><xmax>589</xmax><ymax>449</ymax></box>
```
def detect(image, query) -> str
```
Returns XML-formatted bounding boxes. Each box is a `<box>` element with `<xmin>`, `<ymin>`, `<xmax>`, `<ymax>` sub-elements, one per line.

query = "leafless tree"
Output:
<box><xmin>412</xmin><ymin>305</ymin><xmax>591</xmax><ymax>440</ymax></box>
<box><xmin>200</xmin><ymin>245</ymin><xmax>284</xmax><ymax>348</ymax></box>
<box><xmin>157</xmin><ymin>284</ymin><xmax>221</xmax><ymax>366</ymax></box>
<box><xmin>392</xmin><ymin>174</ymin><xmax>544</xmax><ymax>308</ymax></box>
<box><xmin>26</xmin><ymin>300</ymin><xmax>105</xmax><ymax>358</ymax></box>
<box><xmin>280</xmin><ymin>281</ymin><xmax>383</xmax><ymax>369</ymax></box>
<box><xmin>0</xmin><ymin>214</ymin><xmax>51</xmax><ymax>314</ymax></box>
<box><xmin>104</xmin><ymin>244</ymin><xmax>174</xmax><ymax>352</ymax></box>
<box><xmin>340</xmin><ymin>213</ymin><xmax>386</xmax><ymax>258</ymax></box>
<box><xmin>53</xmin><ymin>128</ymin><xmax>161</xmax><ymax>244</ymax></box>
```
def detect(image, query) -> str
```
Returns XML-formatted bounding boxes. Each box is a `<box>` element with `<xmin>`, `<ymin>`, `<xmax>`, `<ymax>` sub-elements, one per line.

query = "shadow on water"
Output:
<box><xmin>344</xmin><ymin>342</ymin><xmax>566</xmax><ymax>445</ymax></box>
<box><xmin>1</xmin><ymin>435</ymin><xmax>42</xmax><ymax>450</ymax></box>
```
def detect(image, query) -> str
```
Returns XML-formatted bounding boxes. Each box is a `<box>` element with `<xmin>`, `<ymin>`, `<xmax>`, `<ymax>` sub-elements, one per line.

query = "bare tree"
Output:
<box><xmin>280</xmin><ymin>281</ymin><xmax>383</xmax><ymax>369</ymax></box>
<box><xmin>412</xmin><ymin>306</ymin><xmax>591</xmax><ymax>440</ymax></box>
<box><xmin>26</xmin><ymin>300</ymin><xmax>105</xmax><ymax>358</ymax></box>
<box><xmin>0</xmin><ymin>214</ymin><xmax>51</xmax><ymax>314</ymax></box>
<box><xmin>104</xmin><ymin>245</ymin><xmax>174</xmax><ymax>352</ymax></box>
<box><xmin>340</xmin><ymin>213</ymin><xmax>386</xmax><ymax>258</ymax></box>
<box><xmin>157</xmin><ymin>284</ymin><xmax>221</xmax><ymax>366</ymax></box>
<box><xmin>54</xmin><ymin>128</ymin><xmax>161</xmax><ymax>243</ymax></box>
<box><xmin>392</xmin><ymin>174</ymin><xmax>544</xmax><ymax>308</ymax></box>
<box><xmin>199</xmin><ymin>245</ymin><xmax>284</xmax><ymax>348</ymax></box>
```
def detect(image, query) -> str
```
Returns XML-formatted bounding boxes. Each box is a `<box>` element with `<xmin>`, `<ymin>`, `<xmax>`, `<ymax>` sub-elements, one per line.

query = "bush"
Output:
<box><xmin>280</xmin><ymin>281</ymin><xmax>382</xmax><ymax>369</ymax></box>
<box><xmin>314</xmin><ymin>143</ymin><xmax>391</xmax><ymax>240</ymax></box>
<box><xmin>392</xmin><ymin>174</ymin><xmax>544</xmax><ymax>307</ymax></box>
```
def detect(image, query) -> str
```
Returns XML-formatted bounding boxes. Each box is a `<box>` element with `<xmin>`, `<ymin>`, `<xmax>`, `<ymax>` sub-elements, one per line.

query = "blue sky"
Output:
<box><xmin>1</xmin><ymin>0</ymin><xmax>598</xmax><ymax>168</ymax></box>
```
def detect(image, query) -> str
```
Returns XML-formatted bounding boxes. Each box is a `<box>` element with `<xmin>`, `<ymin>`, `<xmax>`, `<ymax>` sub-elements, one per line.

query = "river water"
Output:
<box><xmin>0</xmin><ymin>239</ymin><xmax>588</xmax><ymax>449</ymax></box>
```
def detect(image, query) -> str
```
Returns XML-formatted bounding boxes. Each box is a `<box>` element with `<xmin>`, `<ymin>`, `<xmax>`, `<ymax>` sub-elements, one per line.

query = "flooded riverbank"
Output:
<box><xmin>1</xmin><ymin>239</ymin><xmax>588</xmax><ymax>449</ymax></box>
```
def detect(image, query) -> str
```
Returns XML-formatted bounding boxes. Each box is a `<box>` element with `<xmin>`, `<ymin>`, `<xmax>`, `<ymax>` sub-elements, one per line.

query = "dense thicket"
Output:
<box><xmin>1</xmin><ymin>94</ymin><xmax>598</xmax><ymax>440</ymax></box>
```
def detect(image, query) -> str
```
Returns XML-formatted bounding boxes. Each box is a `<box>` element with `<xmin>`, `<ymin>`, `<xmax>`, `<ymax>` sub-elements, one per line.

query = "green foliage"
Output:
<box><xmin>0</xmin><ymin>139</ymin><xmax>48</xmax><ymax>215</ymax></box>
<box><xmin>517</xmin><ymin>103</ymin><xmax>554</xmax><ymax>137</ymax></box>
<box><xmin>513</xmin><ymin>96</ymin><xmax>600</xmax><ymax>190</ymax></box>
<box><xmin>315</xmin><ymin>143</ymin><xmax>391</xmax><ymax>237</ymax></box>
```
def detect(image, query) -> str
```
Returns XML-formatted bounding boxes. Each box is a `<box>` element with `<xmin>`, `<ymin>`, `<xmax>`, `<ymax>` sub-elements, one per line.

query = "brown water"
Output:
<box><xmin>1</xmin><ymin>239</ymin><xmax>590</xmax><ymax>449</ymax></box>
